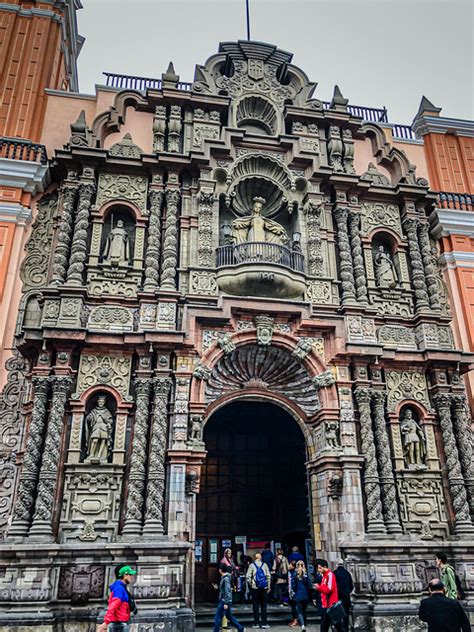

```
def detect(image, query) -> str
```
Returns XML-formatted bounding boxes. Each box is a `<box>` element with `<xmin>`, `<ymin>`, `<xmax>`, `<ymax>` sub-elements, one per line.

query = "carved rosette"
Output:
<box><xmin>160</xmin><ymin>189</ymin><xmax>181</xmax><ymax>290</ymax></box>
<box><xmin>143</xmin><ymin>377</ymin><xmax>172</xmax><ymax>534</ymax></box>
<box><xmin>9</xmin><ymin>377</ymin><xmax>51</xmax><ymax>536</ymax></box>
<box><xmin>433</xmin><ymin>394</ymin><xmax>472</xmax><ymax>532</ymax></box>
<box><xmin>348</xmin><ymin>211</ymin><xmax>368</xmax><ymax>304</ymax></box>
<box><xmin>417</xmin><ymin>222</ymin><xmax>441</xmax><ymax>310</ymax></box>
<box><xmin>452</xmin><ymin>395</ymin><xmax>474</xmax><ymax>517</ymax></box>
<box><xmin>143</xmin><ymin>190</ymin><xmax>164</xmax><ymax>292</ymax></box>
<box><xmin>334</xmin><ymin>207</ymin><xmax>356</xmax><ymax>304</ymax></box>
<box><xmin>371</xmin><ymin>391</ymin><xmax>402</xmax><ymax>532</ymax></box>
<box><xmin>51</xmin><ymin>183</ymin><xmax>79</xmax><ymax>284</ymax></box>
<box><xmin>197</xmin><ymin>190</ymin><xmax>215</xmax><ymax>267</ymax></box>
<box><xmin>122</xmin><ymin>378</ymin><xmax>152</xmax><ymax>535</ymax></box>
<box><xmin>354</xmin><ymin>388</ymin><xmax>386</xmax><ymax>534</ymax></box>
<box><xmin>402</xmin><ymin>218</ymin><xmax>429</xmax><ymax>311</ymax></box>
<box><xmin>304</xmin><ymin>201</ymin><xmax>324</xmax><ymax>276</ymax></box>
<box><xmin>66</xmin><ymin>180</ymin><xmax>96</xmax><ymax>285</ymax></box>
<box><xmin>29</xmin><ymin>376</ymin><xmax>72</xmax><ymax>537</ymax></box>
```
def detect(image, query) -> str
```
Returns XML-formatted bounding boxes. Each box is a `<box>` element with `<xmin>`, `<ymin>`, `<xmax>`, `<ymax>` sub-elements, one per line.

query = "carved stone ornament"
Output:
<box><xmin>361</xmin><ymin>202</ymin><xmax>402</xmax><ymax>236</ymax></box>
<box><xmin>324</xmin><ymin>419</ymin><xmax>340</xmax><ymax>449</ymax></box>
<box><xmin>360</xmin><ymin>162</ymin><xmax>391</xmax><ymax>187</ymax></box>
<box><xmin>96</xmin><ymin>173</ymin><xmax>148</xmax><ymax>213</ymax></box>
<box><xmin>292</xmin><ymin>338</ymin><xmax>314</xmax><ymax>361</ymax></box>
<box><xmin>197</xmin><ymin>189</ymin><xmax>215</xmax><ymax>267</ymax></box>
<box><xmin>328</xmin><ymin>126</ymin><xmax>343</xmax><ymax>172</ymax></box>
<box><xmin>304</xmin><ymin>201</ymin><xmax>324</xmax><ymax>277</ymax></box>
<box><xmin>87</xmin><ymin>305</ymin><xmax>133</xmax><ymax>332</ymax></box>
<box><xmin>190</xmin><ymin>270</ymin><xmax>218</xmax><ymax>296</ymax></box>
<box><xmin>253</xmin><ymin>314</ymin><xmax>274</xmax><ymax>346</ymax></box>
<box><xmin>193</xmin><ymin>362</ymin><xmax>212</xmax><ymax>381</ymax></box>
<box><xmin>108</xmin><ymin>133</ymin><xmax>143</xmax><ymax>159</ymax></box>
<box><xmin>74</xmin><ymin>354</ymin><xmax>132</xmax><ymax>401</ymax></box>
<box><xmin>328</xmin><ymin>473</ymin><xmax>343</xmax><ymax>499</ymax></box>
<box><xmin>189</xmin><ymin>414</ymin><xmax>204</xmax><ymax>445</ymax></box>
<box><xmin>385</xmin><ymin>370</ymin><xmax>431</xmax><ymax>413</ymax></box>
<box><xmin>306</xmin><ymin>280</ymin><xmax>333</xmax><ymax>304</ymax></box>
<box><xmin>84</xmin><ymin>396</ymin><xmax>114</xmax><ymax>462</ymax></box>
<box><xmin>313</xmin><ymin>370</ymin><xmax>335</xmax><ymax>389</ymax></box>
<box><xmin>217</xmin><ymin>332</ymin><xmax>236</xmax><ymax>355</ymax></box>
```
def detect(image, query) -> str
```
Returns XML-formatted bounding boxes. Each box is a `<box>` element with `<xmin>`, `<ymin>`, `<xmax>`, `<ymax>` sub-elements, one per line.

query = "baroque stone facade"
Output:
<box><xmin>0</xmin><ymin>41</ymin><xmax>473</xmax><ymax>631</ymax></box>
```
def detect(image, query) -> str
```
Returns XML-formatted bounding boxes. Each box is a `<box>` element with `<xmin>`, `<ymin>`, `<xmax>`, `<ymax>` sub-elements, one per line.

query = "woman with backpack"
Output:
<box><xmin>273</xmin><ymin>548</ymin><xmax>289</xmax><ymax>606</ymax></box>
<box><xmin>288</xmin><ymin>560</ymin><xmax>313</xmax><ymax>631</ymax></box>
<box><xmin>246</xmin><ymin>552</ymin><xmax>271</xmax><ymax>628</ymax></box>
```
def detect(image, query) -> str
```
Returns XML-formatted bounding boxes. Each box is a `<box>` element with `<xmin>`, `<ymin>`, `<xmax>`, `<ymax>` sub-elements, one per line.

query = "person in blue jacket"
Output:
<box><xmin>213</xmin><ymin>564</ymin><xmax>245</xmax><ymax>632</ymax></box>
<box><xmin>288</xmin><ymin>560</ymin><xmax>313</xmax><ymax>631</ymax></box>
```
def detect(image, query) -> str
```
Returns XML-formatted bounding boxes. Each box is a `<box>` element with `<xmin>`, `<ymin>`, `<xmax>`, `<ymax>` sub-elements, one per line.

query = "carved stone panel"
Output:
<box><xmin>0</xmin><ymin>566</ymin><xmax>52</xmax><ymax>602</ymax></box>
<box><xmin>398</xmin><ymin>475</ymin><xmax>448</xmax><ymax>537</ymax></box>
<box><xmin>385</xmin><ymin>370</ymin><xmax>431</xmax><ymax>413</ymax></box>
<box><xmin>306</xmin><ymin>280</ymin><xmax>336</xmax><ymax>304</ymax></box>
<box><xmin>345</xmin><ymin>316</ymin><xmax>377</xmax><ymax>344</ymax></box>
<box><xmin>74</xmin><ymin>354</ymin><xmax>132</xmax><ymax>401</ymax></box>
<box><xmin>96</xmin><ymin>173</ymin><xmax>148</xmax><ymax>213</ymax></box>
<box><xmin>361</xmin><ymin>202</ymin><xmax>402</xmax><ymax>236</ymax></box>
<box><xmin>58</xmin><ymin>565</ymin><xmax>105</xmax><ymax>601</ymax></box>
<box><xmin>87</xmin><ymin>306</ymin><xmax>134</xmax><ymax>333</ymax></box>
<box><xmin>377</xmin><ymin>325</ymin><xmax>416</xmax><ymax>349</ymax></box>
<box><xmin>190</xmin><ymin>270</ymin><xmax>218</xmax><ymax>296</ymax></box>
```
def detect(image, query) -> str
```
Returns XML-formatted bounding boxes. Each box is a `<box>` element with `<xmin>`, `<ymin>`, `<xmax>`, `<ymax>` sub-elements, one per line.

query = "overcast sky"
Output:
<box><xmin>76</xmin><ymin>0</ymin><xmax>473</xmax><ymax>125</ymax></box>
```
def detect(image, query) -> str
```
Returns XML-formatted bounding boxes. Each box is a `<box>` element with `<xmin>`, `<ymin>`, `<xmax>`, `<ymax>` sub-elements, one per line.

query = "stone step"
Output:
<box><xmin>195</xmin><ymin>604</ymin><xmax>321</xmax><ymax>628</ymax></box>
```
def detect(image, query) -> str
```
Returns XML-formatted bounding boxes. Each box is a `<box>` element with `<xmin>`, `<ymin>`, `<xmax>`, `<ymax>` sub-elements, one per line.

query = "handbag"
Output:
<box><xmin>327</xmin><ymin>600</ymin><xmax>346</xmax><ymax>624</ymax></box>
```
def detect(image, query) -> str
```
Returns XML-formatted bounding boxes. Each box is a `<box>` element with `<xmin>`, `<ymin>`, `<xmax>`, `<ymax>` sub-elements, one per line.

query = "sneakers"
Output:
<box><xmin>289</xmin><ymin>621</ymin><xmax>298</xmax><ymax>627</ymax></box>
<box><xmin>252</xmin><ymin>625</ymin><xmax>260</xmax><ymax>629</ymax></box>
<box><xmin>301</xmin><ymin>627</ymin><xmax>306</xmax><ymax>631</ymax></box>
<box><xmin>260</xmin><ymin>626</ymin><xmax>270</xmax><ymax>629</ymax></box>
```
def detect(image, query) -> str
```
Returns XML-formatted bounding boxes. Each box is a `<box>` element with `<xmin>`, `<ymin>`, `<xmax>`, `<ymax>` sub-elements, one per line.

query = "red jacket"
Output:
<box><xmin>317</xmin><ymin>569</ymin><xmax>339</xmax><ymax>609</ymax></box>
<box><xmin>104</xmin><ymin>580</ymin><xmax>131</xmax><ymax>624</ymax></box>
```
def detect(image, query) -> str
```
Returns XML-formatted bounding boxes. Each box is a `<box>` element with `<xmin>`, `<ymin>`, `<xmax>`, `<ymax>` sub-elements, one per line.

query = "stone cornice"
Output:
<box><xmin>0</xmin><ymin>202</ymin><xmax>32</xmax><ymax>224</ymax></box>
<box><xmin>439</xmin><ymin>251</ymin><xmax>474</xmax><ymax>269</ymax></box>
<box><xmin>0</xmin><ymin>158</ymin><xmax>50</xmax><ymax>195</ymax></box>
<box><xmin>412</xmin><ymin>114</ymin><xmax>474</xmax><ymax>139</ymax></box>
<box><xmin>430</xmin><ymin>208</ymin><xmax>474</xmax><ymax>239</ymax></box>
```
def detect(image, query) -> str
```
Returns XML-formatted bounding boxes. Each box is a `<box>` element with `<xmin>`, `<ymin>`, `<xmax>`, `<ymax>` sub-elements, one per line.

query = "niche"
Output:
<box><xmin>100</xmin><ymin>206</ymin><xmax>136</xmax><ymax>267</ymax></box>
<box><xmin>81</xmin><ymin>391</ymin><xmax>117</xmax><ymax>464</ymax></box>
<box><xmin>371</xmin><ymin>233</ymin><xmax>400</xmax><ymax>289</ymax></box>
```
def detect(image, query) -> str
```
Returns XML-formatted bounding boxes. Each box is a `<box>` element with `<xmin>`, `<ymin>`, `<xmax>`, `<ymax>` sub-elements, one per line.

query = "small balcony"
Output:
<box><xmin>216</xmin><ymin>242</ymin><xmax>306</xmax><ymax>299</ymax></box>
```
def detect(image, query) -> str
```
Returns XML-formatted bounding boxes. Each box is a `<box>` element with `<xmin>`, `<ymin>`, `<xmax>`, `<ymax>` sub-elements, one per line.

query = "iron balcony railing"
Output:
<box><xmin>217</xmin><ymin>242</ymin><xmax>305</xmax><ymax>273</ymax></box>
<box><xmin>103</xmin><ymin>72</ymin><xmax>192</xmax><ymax>91</ymax></box>
<box><xmin>391</xmin><ymin>124</ymin><xmax>417</xmax><ymax>140</ymax></box>
<box><xmin>0</xmin><ymin>137</ymin><xmax>47</xmax><ymax>164</ymax></box>
<box><xmin>437</xmin><ymin>191</ymin><xmax>473</xmax><ymax>212</ymax></box>
<box><xmin>322</xmin><ymin>101</ymin><xmax>388</xmax><ymax>122</ymax></box>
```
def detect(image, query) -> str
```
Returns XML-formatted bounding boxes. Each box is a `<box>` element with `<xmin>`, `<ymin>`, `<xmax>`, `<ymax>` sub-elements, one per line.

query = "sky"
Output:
<box><xmin>76</xmin><ymin>0</ymin><xmax>474</xmax><ymax>126</ymax></box>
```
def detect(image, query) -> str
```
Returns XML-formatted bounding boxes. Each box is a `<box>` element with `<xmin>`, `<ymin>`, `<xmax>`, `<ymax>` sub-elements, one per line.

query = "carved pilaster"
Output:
<box><xmin>8</xmin><ymin>377</ymin><xmax>51</xmax><ymax>537</ymax></box>
<box><xmin>328</xmin><ymin>126</ymin><xmax>343</xmax><ymax>172</ymax></box>
<box><xmin>168</xmin><ymin>105</ymin><xmax>182</xmax><ymax>153</ymax></box>
<box><xmin>51</xmin><ymin>182</ymin><xmax>78</xmax><ymax>284</ymax></box>
<box><xmin>29</xmin><ymin>376</ymin><xmax>72</xmax><ymax>538</ymax></box>
<box><xmin>452</xmin><ymin>395</ymin><xmax>474</xmax><ymax>517</ymax></box>
<box><xmin>153</xmin><ymin>105</ymin><xmax>167</xmax><ymax>153</ymax></box>
<box><xmin>418</xmin><ymin>222</ymin><xmax>441</xmax><ymax>310</ymax></box>
<box><xmin>334</xmin><ymin>207</ymin><xmax>356</xmax><ymax>304</ymax></box>
<box><xmin>433</xmin><ymin>394</ymin><xmax>472</xmax><ymax>533</ymax></box>
<box><xmin>371</xmin><ymin>390</ymin><xmax>402</xmax><ymax>533</ymax></box>
<box><xmin>66</xmin><ymin>175</ymin><xmax>96</xmax><ymax>285</ymax></box>
<box><xmin>304</xmin><ymin>201</ymin><xmax>323</xmax><ymax>276</ymax></box>
<box><xmin>402</xmin><ymin>218</ymin><xmax>429</xmax><ymax>311</ymax></box>
<box><xmin>354</xmin><ymin>388</ymin><xmax>386</xmax><ymax>534</ymax></box>
<box><xmin>142</xmin><ymin>377</ymin><xmax>172</xmax><ymax>535</ymax></box>
<box><xmin>348</xmin><ymin>211</ymin><xmax>368</xmax><ymax>304</ymax></box>
<box><xmin>197</xmin><ymin>190</ymin><xmax>215</xmax><ymax>268</ymax></box>
<box><xmin>143</xmin><ymin>190</ymin><xmax>164</xmax><ymax>292</ymax></box>
<box><xmin>160</xmin><ymin>189</ymin><xmax>180</xmax><ymax>290</ymax></box>
<box><xmin>342</xmin><ymin>129</ymin><xmax>355</xmax><ymax>174</ymax></box>
<box><xmin>122</xmin><ymin>378</ymin><xmax>152</xmax><ymax>535</ymax></box>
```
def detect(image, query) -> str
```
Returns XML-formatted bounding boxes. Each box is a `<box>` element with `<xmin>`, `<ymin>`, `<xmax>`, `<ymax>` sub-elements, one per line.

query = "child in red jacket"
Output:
<box><xmin>98</xmin><ymin>565</ymin><xmax>137</xmax><ymax>632</ymax></box>
<box><xmin>314</xmin><ymin>560</ymin><xmax>344</xmax><ymax>632</ymax></box>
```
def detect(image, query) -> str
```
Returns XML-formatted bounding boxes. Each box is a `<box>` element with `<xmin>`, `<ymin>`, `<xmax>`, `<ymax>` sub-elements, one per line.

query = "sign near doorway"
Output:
<box><xmin>195</xmin><ymin>539</ymin><xmax>203</xmax><ymax>562</ymax></box>
<box><xmin>235</xmin><ymin>536</ymin><xmax>246</xmax><ymax>544</ymax></box>
<box><xmin>222</xmin><ymin>539</ymin><xmax>232</xmax><ymax>548</ymax></box>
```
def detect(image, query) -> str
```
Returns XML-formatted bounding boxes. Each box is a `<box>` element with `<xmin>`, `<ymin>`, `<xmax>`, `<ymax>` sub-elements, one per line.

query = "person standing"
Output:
<box><xmin>288</xmin><ymin>546</ymin><xmax>304</xmax><ymax>564</ymax></box>
<box><xmin>273</xmin><ymin>548</ymin><xmax>289</xmax><ymax>606</ymax></box>
<box><xmin>262</xmin><ymin>544</ymin><xmax>275</xmax><ymax>601</ymax></box>
<box><xmin>314</xmin><ymin>560</ymin><xmax>343</xmax><ymax>632</ymax></box>
<box><xmin>247</xmin><ymin>552</ymin><xmax>271</xmax><ymax>629</ymax></box>
<box><xmin>436</xmin><ymin>552</ymin><xmax>458</xmax><ymax>600</ymax></box>
<box><xmin>419</xmin><ymin>579</ymin><xmax>471</xmax><ymax>631</ymax></box>
<box><xmin>334</xmin><ymin>559</ymin><xmax>353</xmax><ymax>632</ymax></box>
<box><xmin>97</xmin><ymin>565</ymin><xmax>137</xmax><ymax>632</ymax></box>
<box><xmin>213</xmin><ymin>564</ymin><xmax>245</xmax><ymax>632</ymax></box>
<box><xmin>287</xmin><ymin>559</ymin><xmax>298</xmax><ymax>627</ymax></box>
<box><xmin>289</xmin><ymin>560</ymin><xmax>312</xmax><ymax>631</ymax></box>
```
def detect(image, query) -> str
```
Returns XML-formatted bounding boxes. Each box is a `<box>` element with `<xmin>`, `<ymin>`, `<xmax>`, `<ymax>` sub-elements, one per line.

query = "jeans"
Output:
<box><xmin>289</xmin><ymin>599</ymin><xmax>297</xmax><ymax>620</ymax></box>
<box><xmin>295</xmin><ymin>600</ymin><xmax>308</xmax><ymax>626</ymax></box>
<box><xmin>251</xmin><ymin>587</ymin><xmax>268</xmax><ymax>625</ymax></box>
<box><xmin>213</xmin><ymin>600</ymin><xmax>244</xmax><ymax>632</ymax></box>
<box><xmin>108</xmin><ymin>624</ymin><xmax>129</xmax><ymax>632</ymax></box>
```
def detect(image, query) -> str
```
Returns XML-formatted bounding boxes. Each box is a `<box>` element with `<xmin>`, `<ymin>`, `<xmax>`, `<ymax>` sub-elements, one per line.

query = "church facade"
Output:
<box><xmin>0</xmin><ymin>35</ymin><xmax>473</xmax><ymax>632</ymax></box>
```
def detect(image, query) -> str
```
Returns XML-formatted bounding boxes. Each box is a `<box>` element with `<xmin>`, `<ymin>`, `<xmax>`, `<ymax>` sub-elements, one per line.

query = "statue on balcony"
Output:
<box><xmin>102</xmin><ymin>219</ymin><xmax>131</xmax><ymax>266</ymax></box>
<box><xmin>232</xmin><ymin>197</ymin><xmax>289</xmax><ymax>246</ymax></box>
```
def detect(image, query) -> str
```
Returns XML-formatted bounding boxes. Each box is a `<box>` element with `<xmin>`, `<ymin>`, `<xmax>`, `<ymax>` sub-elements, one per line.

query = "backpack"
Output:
<box><xmin>455</xmin><ymin>572</ymin><xmax>466</xmax><ymax>600</ymax></box>
<box><xmin>253</xmin><ymin>562</ymin><xmax>268</xmax><ymax>589</ymax></box>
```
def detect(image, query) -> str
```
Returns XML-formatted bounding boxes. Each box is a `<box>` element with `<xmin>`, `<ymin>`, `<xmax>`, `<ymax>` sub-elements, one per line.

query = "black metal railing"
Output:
<box><xmin>437</xmin><ymin>191</ymin><xmax>473</xmax><ymax>211</ymax></box>
<box><xmin>322</xmin><ymin>101</ymin><xmax>388</xmax><ymax>122</ymax></box>
<box><xmin>0</xmin><ymin>137</ymin><xmax>47</xmax><ymax>164</ymax></box>
<box><xmin>103</xmin><ymin>72</ymin><xmax>192</xmax><ymax>92</ymax></box>
<box><xmin>391</xmin><ymin>124</ymin><xmax>417</xmax><ymax>140</ymax></box>
<box><xmin>217</xmin><ymin>242</ymin><xmax>305</xmax><ymax>273</ymax></box>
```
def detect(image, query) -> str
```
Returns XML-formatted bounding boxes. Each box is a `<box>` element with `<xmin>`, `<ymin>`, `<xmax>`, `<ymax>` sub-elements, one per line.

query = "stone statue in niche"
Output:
<box><xmin>189</xmin><ymin>415</ymin><xmax>204</xmax><ymax>444</ymax></box>
<box><xmin>325</xmin><ymin>419</ymin><xmax>340</xmax><ymax>449</ymax></box>
<box><xmin>400</xmin><ymin>409</ymin><xmax>426</xmax><ymax>468</ymax></box>
<box><xmin>374</xmin><ymin>245</ymin><xmax>398</xmax><ymax>288</ymax></box>
<box><xmin>84</xmin><ymin>395</ymin><xmax>114</xmax><ymax>462</ymax></box>
<box><xmin>102</xmin><ymin>219</ymin><xmax>130</xmax><ymax>266</ymax></box>
<box><xmin>231</xmin><ymin>197</ymin><xmax>288</xmax><ymax>246</ymax></box>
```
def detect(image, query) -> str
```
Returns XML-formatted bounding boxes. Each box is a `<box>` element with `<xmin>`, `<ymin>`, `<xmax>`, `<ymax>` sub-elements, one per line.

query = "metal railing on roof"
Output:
<box><xmin>391</xmin><ymin>124</ymin><xmax>417</xmax><ymax>140</ymax></box>
<box><xmin>0</xmin><ymin>137</ymin><xmax>47</xmax><ymax>164</ymax></box>
<box><xmin>321</xmin><ymin>101</ymin><xmax>388</xmax><ymax>122</ymax></box>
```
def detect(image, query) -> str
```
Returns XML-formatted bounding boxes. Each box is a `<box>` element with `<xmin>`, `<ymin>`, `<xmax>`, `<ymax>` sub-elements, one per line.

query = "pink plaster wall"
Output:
<box><xmin>353</xmin><ymin>138</ymin><xmax>391</xmax><ymax>180</ymax></box>
<box><xmin>103</xmin><ymin>107</ymin><xmax>154</xmax><ymax>154</ymax></box>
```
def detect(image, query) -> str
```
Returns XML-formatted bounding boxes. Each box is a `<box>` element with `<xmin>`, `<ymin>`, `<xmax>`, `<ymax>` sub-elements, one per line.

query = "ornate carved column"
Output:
<box><xmin>433</xmin><ymin>394</ymin><xmax>472</xmax><ymax>533</ymax></box>
<box><xmin>66</xmin><ymin>170</ymin><xmax>96</xmax><ymax>285</ymax></box>
<box><xmin>402</xmin><ymin>218</ymin><xmax>429</xmax><ymax>311</ymax></box>
<box><xmin>197</xmin><ymin>190</ymin><xmax>215</xmax><ymax>268</ymax></box>
<box><xmin>122</xmin><ymin>378</ymin><xmax>152</xmax><ymax>535</ymax></box>
<box><xmin>143</xmin><ymin>189</ymin><xmax>164</xmax><ymax>292</ymax></box>
<box><xmin>160</xmin><ymin>189</ymin><xmax>180</xmax><ymax>290</ymax></box>
<box><xmin>29</xmin><ymin>376</ymin><xmax>72</xmax><ymax>538</ymax></box>
<box><xmin>8</xmin><ymin>377</ymin><xmax>51</xmax><ymax>537</ymax></box>
<box><xmin>452</xmin><ymin>395</ymin><xmax>474</xmax><ymax>517</ymax></box>
<box><xmin>51</xmin><ymin>178</ymin><xmax>79</xmax><ymax>284</ymax></box>
<box><xmin>354</xmin><ymin>388</ymin><xmax>386</xmax><ymax>534</ymax></box>
<box><xmin>371</xmin><ymin>391</ymin><xmax>402</xmax><ymax>533</ymax></box>
<box><xmin>142</xmin><ymin>376</ymin><xmax>172</xmax><ymax>535</ymax></box>
<box><xmin>417</xmin><ymin>221</ymin><xmax>441</xmax><ymax>310</ymax></box>
<box><xmin>334</xmin><ymin>207</ymin><xmax>356</xmax><ymax>304</ymax></box>
<box><xmin>348</xmin><ymin>211</ymin><xmax>368</xmax><ymax>304</ymax></box>
<box><xmin>305</xmin><ymin>201</ymin><xmax>323</xmax><ymax>277</ymax></box>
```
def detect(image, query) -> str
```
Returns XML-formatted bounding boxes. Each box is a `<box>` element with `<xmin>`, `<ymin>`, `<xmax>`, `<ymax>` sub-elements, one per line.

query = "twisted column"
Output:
<box><xmin>403</xmin><ymin>218</ymin><xmax>429</xmax><ymax>311</ymax></box>
<box><xmin>29</xmin><ymin>376</ymin><xmax>72</xmax><ymax>538</ymax></box>
<box><xmin>433</xmin><ymin>394</ymin><xmax>472</xmax><ymax>533</ymax></box>
<box><xmin>452</xmin><ymin>395</ymin><xmax>474</xmax><ymax>517</ymax></box>
<box><xmin>66</xmin><ymin>180</ymin><xmax>96</xmax><ymax>285</ymax></box>
<box><xmin>348</xmin><ymin>211</ymin><xmax>368</xmax><ymax>304</ymax></box>
<box><xmin>354</xmin><ymin>388</ymin><xmax>386</xmax><ymax>534</ymax></box>
<box><xmin>305</xmin><ymin>201</ymin><xmax>324</xmax><ymax>277</ymax></box>
<box><xmin>51</xmin><ymin>184</ymin><xmax>78</xmax><ymax>284</ymax></box>
<box><xmin>371</xmin><ymin>391</ymin><xmax>402</xmax><ymax>533</ymax></box>
<box><xmin>417</xmin><ymin>222</ymin><xmax>441</xmax><ymax>310</ymax></box>
<box><xmin>122</xmin><ymin>378</ymin><xmax>152</xmax><ymax>535</ymax></box>
<box><xmin>8</xmin><ymin>377</ymin><xmax>51</xmax><ymax>537</ymax></box>
<box><xmin>143</xmin><ymin>190</ymin><xmax>164</xmax><ymax>292</ymax></box>
<box><xmin>334</xmin><ymin>207</ymin><xmax>356</xmax><ymax>304</ymax></box>
<box><xmin>142</xmin><ymin>377</ymin><xmax>172</xmax><ymax>535</ymax></box>
<box><xmin>160</xmin><ymin>189</ymin><xmax>180</xmax><ymax>290</ymax></box>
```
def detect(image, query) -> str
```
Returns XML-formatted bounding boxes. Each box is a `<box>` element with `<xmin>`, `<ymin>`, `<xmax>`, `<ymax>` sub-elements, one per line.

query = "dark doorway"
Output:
<box><xmin>195</xmin><ymin>401</ymin><xmax>309</xmax><ymax>602</ymax></box>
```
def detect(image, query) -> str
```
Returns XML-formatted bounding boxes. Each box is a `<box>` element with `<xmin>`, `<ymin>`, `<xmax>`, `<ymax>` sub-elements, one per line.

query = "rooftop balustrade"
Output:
<box><xmin>0</xmin><ymin>137</ymin><xmax>48</xmax><ymax>164</ymax></box>
<box><xmin>437</xmin><ymin>191</ymin><xmax>473</xmax><ymax>211</ymax></box>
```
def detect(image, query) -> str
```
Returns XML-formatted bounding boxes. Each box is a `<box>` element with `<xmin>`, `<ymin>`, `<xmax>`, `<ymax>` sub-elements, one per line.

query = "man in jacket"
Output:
<box><xmin>436</xmin><ymin>552</ymin><xmax>458</xmax><ymax>600</ymax></box>
<box><xmin>419</xmin><ymin>579</ymin><xmax>471</xmax><ymax>632</ymax></box>
<box><xmin>214</xmin><ymin>564</ymin><xmax>245</xmax><ymax>632</ymax></box>
<box><xmin>314</xmin><ymin>560</ymin><xmax>343</xmax><ymax>632</ymax></box>
<box><xmin>98</xmin><ymin>565</ymin><xmax>137</xmax><ymax>632</ymax></box>
<box><xmin>246</xmin><ymin>553</ymin><xmax>271</xmax><ymax>628</ymax></box>
<box><xmin>334</xmin><ymin>559</ymin><xmax>354</xmax><ymax>632</ymax></box>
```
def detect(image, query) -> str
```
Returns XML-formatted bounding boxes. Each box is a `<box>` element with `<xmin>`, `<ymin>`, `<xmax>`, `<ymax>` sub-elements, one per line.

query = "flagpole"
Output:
<box><xmin>246</xmin><ymin>0</ymin><xmax>251</xmax><ymax>40</ymax></box>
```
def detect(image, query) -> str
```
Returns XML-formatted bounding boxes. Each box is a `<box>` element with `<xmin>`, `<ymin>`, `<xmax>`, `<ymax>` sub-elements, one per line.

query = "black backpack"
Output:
<box><xmin>455</xmin><ymin>572</ymin><xmax>466</xmax><ymax>600</ymax></box>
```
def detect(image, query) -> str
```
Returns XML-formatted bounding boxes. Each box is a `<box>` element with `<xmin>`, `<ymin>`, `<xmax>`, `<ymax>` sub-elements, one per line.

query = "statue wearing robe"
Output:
<box><xmin>103</xmin><ymin>219</ymin><xmax>130</xmax><ymax>265</ymax></box>
<box><xmin>85</xmin><ymin>396</ymin><xmax>113</xmax><ymax>462</ymax></box>
<box><xmin>231</xmin><ymin>197</ymin><xmax>288</xmax><ymax>246</ymax></box>
<box><xmin>374</xmin><ymin>245</ymin><xmax>398</xmax><ymax>288</ymax></box>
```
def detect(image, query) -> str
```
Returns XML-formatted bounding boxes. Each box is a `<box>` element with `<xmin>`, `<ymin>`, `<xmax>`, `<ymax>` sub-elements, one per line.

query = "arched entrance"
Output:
<box><xmin>195</xmin><ymin>400</ymin><xmax>310</xmax><ymax>602</ymax></box>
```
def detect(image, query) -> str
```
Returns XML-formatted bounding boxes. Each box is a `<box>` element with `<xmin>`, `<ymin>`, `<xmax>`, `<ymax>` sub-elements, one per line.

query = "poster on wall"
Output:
<box><xmin>195</xmin><ymin>539</ymin><xmax>203</xmax><ymax>563</ymax></box>
<box><xmin>222</xmin><ymin>539</ymin><xmax>232</xmax><ymax>548</ymax></box>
